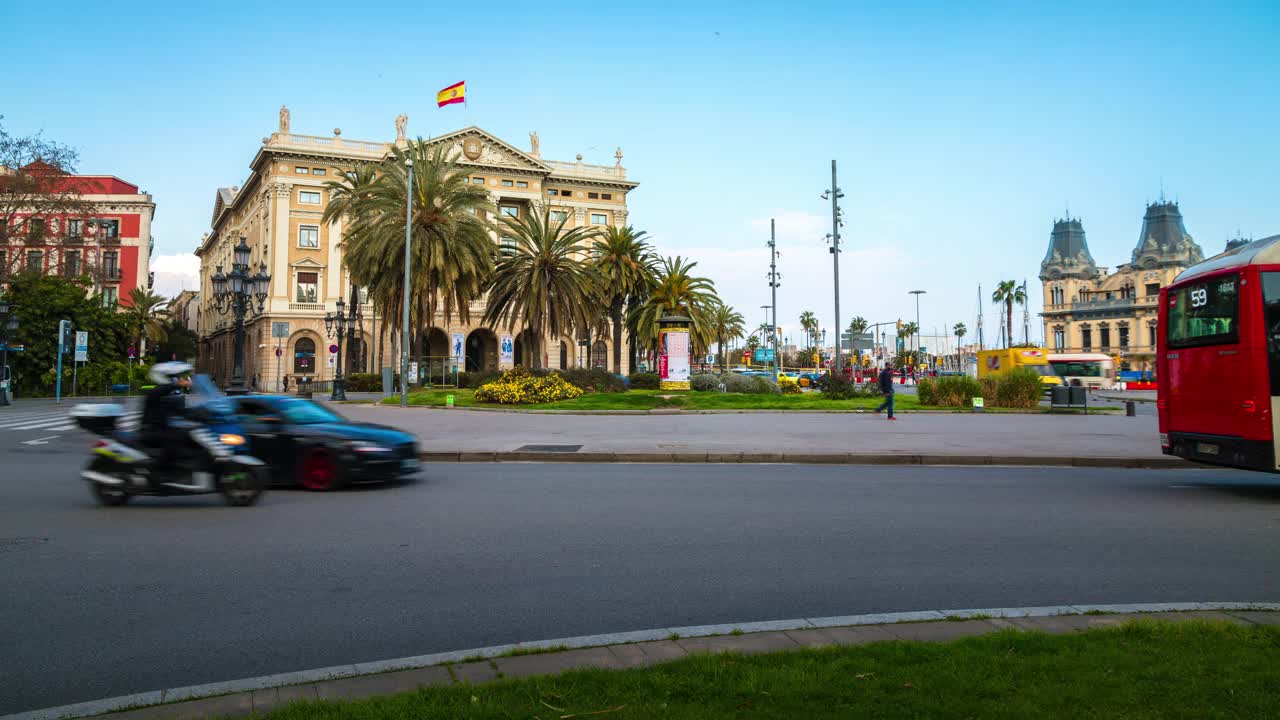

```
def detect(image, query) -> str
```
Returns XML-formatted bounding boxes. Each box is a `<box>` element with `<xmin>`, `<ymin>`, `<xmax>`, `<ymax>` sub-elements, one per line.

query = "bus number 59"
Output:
<box><xmin>1190</xmin><ymin>288</ymin><xmax>1208</xmax><ymax>308</ymax></box>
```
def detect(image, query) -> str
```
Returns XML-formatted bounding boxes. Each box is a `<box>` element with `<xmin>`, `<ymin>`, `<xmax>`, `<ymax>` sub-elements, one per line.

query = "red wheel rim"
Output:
<box><xmin>299</xmin><ymin>450</ymin><xmax>337</xmax><ymax>490</ymax></box>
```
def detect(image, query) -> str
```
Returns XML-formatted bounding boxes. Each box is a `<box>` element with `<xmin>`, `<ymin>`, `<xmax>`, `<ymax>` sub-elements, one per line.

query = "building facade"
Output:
<box><xmin>0</xmin><ymin>164</ymin><xmax>155</xmax><ymax>306</ymax></box>
<box><xmin>1039</xmin><ymin>200</ymin><xmax>1205</xmax><ymax>370</ymax></box>
<box><xmin>168</xmin><ymin>289</ymin><xmax>200</xmax><ymax>335</ymax></box>
<box><xmin>195</xmin><ymin>110</ymin><xmax>638</xmax><ymax>389</ymax></box>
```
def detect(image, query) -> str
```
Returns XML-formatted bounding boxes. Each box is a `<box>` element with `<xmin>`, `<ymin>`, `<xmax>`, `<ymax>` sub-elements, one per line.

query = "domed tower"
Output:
<box><xmin>1039</xmin><ymin>215</ymin><xmax>1097</xmax><ymax>350</ymax></box>
<box><xmin>1130</xmin><ymin>200</ymin><xmax>1204</xmax><ymax>269</ymax></box>
<box><xmin>1225</xmin><ymin>234</ymin><xmax>1252</xmax><ymax>253</ymax></box>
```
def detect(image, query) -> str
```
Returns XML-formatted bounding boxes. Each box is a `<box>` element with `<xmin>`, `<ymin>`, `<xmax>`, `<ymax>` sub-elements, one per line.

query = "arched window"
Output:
<box><xmin>294</xmin><ymin>337</ymin><xmax>316</xmax><ymax>374</ymax></box>
<box><xmin>591</xmin><ymin>340</ymin><xmax>607</xmax><ymax>369</ymax></box>
<box><xmin>560</xmin><ymin>341</ymin><xmax>568</xmax><ymax>370</ymax></box>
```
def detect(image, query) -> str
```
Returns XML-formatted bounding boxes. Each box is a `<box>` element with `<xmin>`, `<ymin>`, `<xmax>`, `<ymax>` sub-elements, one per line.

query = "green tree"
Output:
<box><xmin>0</xmin><ymin>274</ymin><xmax>130</xmax><ymax>396</ymax></box>
<box><xmin>798</xmin><ymin>310</ymin><xmax>818</xmax><ymax>351</ymax></box>
<box><xmin>593</xmin><ymin>225</ymin><xmax>657</xmax><ymax>374</ymax></box>
<box><xmin>708</xmin><ymin>302</ymin><xmax>745</xmax><ymax>372</ymax></box>
<box><xmin>846</xmin><ymin>315</ymin><xmax>868</xmax><ymax>365</ymax></box>
<box><xmin>482</xmin><ymin>206</ymin><xmax>602</xmax><ymax>369</ymax></box>
<box><xmin>627</xmin><ymin>256</ymin><xmax>719</xmax><ymax>358</ymax></box>
<box><xmin>325</xmin><ymin>141</ymin><xmax>494</xmax><ymax>372</ymax></box>
<box><xmin>153</xmin><ymin>317</ymin><xmax>198</xmax><ymax>362</ymax></box>
<box><xmin>991</xmin><ymin>280</ymin><xmax>1026</xmax><ymax>349</ymax></box>
<box><xmin>953</xmin><ymin>322</ymin><xmax>968</xmax><ymax>370</ymax></box>
<box><xmin>122</xmin><ymin>288</ymin><xmax>169</xmax><ymax>360</ymax></box>
<box><xmin>0</xmin><ymin>116</ymin><xmax>92</xmax><ymax>249</ymax></box>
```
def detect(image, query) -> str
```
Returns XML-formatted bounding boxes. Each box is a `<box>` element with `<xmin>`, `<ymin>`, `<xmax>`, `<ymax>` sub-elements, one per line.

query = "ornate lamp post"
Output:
<box><xmin>211</xmin><ymin>236</ymin><xmax>270</xmax><ymax>393</ymax></box>
<box><xmin>324</xmin><ymin>291</ymin><xmax>360</xmax><ymax>401</ymax></box>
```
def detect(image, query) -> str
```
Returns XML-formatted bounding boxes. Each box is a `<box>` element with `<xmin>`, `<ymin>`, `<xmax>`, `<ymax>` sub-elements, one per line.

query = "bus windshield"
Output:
<box><xmin>1167</xmin><ymin>275</ymin><xmax>1239</xmax><ymax>348</ymax></box>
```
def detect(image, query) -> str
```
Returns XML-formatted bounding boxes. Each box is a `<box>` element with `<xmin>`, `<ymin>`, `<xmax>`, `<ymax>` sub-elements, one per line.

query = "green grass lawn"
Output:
<box><xmin>382</xmin><ymin>388</ymin><xmax>920</xmax><ymax>412</ymax></box>
<box><xmin>259</xmin><ymin>620</ymin><xmax>1279</xmax><ymax>719</ymax></box>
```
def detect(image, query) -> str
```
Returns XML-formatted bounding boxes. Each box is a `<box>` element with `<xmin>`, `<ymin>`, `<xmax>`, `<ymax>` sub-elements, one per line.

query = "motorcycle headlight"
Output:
<box><xmin>219</xmin><ymin>433</ymin><xmax>246</xmax><ymax>446</ymax></box>
<box><xmin>350</xmin><ymin>440</ymin><xmax>391</xmax><ymax>453</ymax></box>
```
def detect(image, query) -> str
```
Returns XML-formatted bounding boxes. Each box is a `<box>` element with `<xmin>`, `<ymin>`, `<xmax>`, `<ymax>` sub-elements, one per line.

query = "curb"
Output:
<box><xmin>10</xmin><ymin>601</ymin><xmax>1276</xmax><ymax>720</ymax></box>
<box><xmin>416</xmin><ymin>450</ymin><xmax>1192</xmax><ymax>469</ymax></box>
<box><xmin>372</xmin><ymin>404</ymin><xmax>1125</xmax><ymax>416</ymax></box>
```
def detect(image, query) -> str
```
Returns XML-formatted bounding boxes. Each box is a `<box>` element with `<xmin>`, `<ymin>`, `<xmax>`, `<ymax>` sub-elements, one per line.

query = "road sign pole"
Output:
<box><xmin>276</xmin><ymin>336</ymin><xmax>282</xmax><ymax>392</ymax></box>
<box><xmin>55</xmin><ymin>319</ymin><xmax>69</xmax><ymax>404</ymax></box>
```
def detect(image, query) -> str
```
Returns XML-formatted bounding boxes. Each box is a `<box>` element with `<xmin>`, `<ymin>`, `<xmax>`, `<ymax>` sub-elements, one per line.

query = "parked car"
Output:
<box><xmin>229</xmin><ymin>395</ymin><xmax>419</xmax><ymax>490</ymax></box>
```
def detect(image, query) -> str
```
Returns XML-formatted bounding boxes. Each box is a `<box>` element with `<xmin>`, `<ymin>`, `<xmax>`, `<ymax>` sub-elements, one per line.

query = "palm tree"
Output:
<box><xmin>594</xmin><ymin>225</ymin><xmax>657</xmax><ymax>374</ymax></box>
<box><xmin>123</xmin><ymin>288</ymin><xmax>169</xmax><ymax>359</ymax></box>
<box><xmin>798</xmin><ymin>310</ymin><xmax>818</xmax><ymax>351</ymax></box>
<box><xmin>846</xmin><ymin>315</ymin><xmax>868</xmax><ymax>366</ymax></box>
<box><xmin>991</xmin><ymin>280</ymin><xmax>1026</xmax><ymax>349</ymax></box>
<box><xmin>708</xmin><ymin>302</ymin><xmax>746</xmax><ymax>373</ymax></box>
<box><xmin>482</xmin><ymin>206</ymin><xmax>601</xmax><ymax>369</ymax></box>
<box><xmin>953</xmin><ymin>322</ymin><xmax>967</xmax><ymax>371</ymax></box>
<box><xmin>325</xmin><ymin>141</ymin><xmax>494</xmax><ymax>373</ymax></box>
<box><xmin>627</xmin><ymin>256</ymin><xmax>719</xmax><ymax>358</ymax></box>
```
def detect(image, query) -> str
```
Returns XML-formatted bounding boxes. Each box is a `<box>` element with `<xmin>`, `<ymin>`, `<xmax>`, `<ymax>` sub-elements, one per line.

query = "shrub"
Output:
<box><xmin>629</xmin><ymin>372</ymin><xmax>660</xmax><ymax>390</ymax></box>
<box><xmin>690</xmin><ymin>373</ymin><xmax>724</xmax><ymax>391</ymax></box>
<box><xmin>556</xmin><ymin>367</ymin><xmax>626</xmax><ymax>393</ymax></box>
<box><xmin>817</xmin><ymin>373</ymin><xmax>881</xmax><ymax>400</ymax></box>
<box><xmin>919</xmin><ymin>375</ymin><xmax>982</xmax><ymax>407</ymax></box>
<box><xmin>343</xmin><ymin>373</ymin><xmax>383</xmax><ymax>392</ymax></box>
<box><xmin>994</xmin><ymin>368</ymin><xmax>1043</xmax><ymax>409</ymax></box>
<box><xmin>777</xmin><ymin>375</ymin><xmax>802</xmax><ymax>394</ymax></box>
<box><xmin>474</xmin><ymin>367</ymin><xmax>584</xmax><ymax>404</ymax></box>
<box><xmin>458</xmin><ymin>370</ymin><xmax>503</xmax><ymax>389</ymax></box>
<box><xmin>691</xmin><ymin>373</ymin><xmax>773</xmax><ymax>394</ymax></box>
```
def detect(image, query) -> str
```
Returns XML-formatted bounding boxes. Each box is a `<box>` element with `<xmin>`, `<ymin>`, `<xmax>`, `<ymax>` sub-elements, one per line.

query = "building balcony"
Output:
<box><xmin>62</xmin><ymin>233</ymin><xmax>85</xmax><ymax>245</ymax></box>
<box><xmin>289</xmin><ymin>302</ymin><xmax>324</xmax><ymax>311</ymax></box>
<box><xmin>103</xmin><ymin>268</ymin><xmax>122</xmax><ymax>282</ymax></box>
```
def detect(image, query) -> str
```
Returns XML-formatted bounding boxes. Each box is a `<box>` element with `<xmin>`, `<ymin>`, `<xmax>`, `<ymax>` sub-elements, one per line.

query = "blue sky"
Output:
<box><xmin>4</xmin><ymin>1</ymin><xmax>1277</xmax><ymax>347</ymax></box>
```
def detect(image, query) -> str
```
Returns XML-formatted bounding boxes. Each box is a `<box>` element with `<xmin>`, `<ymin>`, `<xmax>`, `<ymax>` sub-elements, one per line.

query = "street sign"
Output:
<box><xmin>275</xmin><ymin>347</ymin><xmax>283</xmax><ymax>358</ymax></box>
<box><xmin>127</xmin><ymin>346</ymin><xmax>136</xmax><ymax>359</ymax></box>
<box><xmin>704</xmin><ymin>354</ymin><xmax>715</xmax><ymax>364</ymax></box>
<box><xmin>753</xmin><ymin>349</ymin><xmax>775</xmax><ymax>362</ymax></box>
<box><xmin>0</xmin><ymin>344</ymin><xmax>23</xmax><ymax>353</ymax></box>
<box><xmin>74</xmin><ymin>331</ymin><xmax>89</xmax><ymax>362</ymax></box>
<box><xmin>271</xmin><ymin>322</ymin><xmax>290</xmax><ymax>339</ymax></box>
<box><xmin>329</xmin><ymin>344</ymin><xmax>338</xmax><ymax>354</ymax></box>
<box><xmin>327</xmin><ymin>356</ymin><xmax>336</xmax><ymax>367</ymax></box>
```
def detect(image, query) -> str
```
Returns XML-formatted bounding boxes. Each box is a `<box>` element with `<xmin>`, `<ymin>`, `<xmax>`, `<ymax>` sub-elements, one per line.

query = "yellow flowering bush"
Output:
<box><xmin>777</xmin><ymin>375</ymin><xmax>802</xmax><ymax>394</ymax></box>
<box><xmin>474</xmin><ymin>367</ymin><xmax>585</xmax><ymax>404</ymax></box>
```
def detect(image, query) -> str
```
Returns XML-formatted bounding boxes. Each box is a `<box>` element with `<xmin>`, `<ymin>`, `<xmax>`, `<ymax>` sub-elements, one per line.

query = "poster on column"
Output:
<box><xmin>661</xmin><ymin>329</ymin><xmax>690</xmax><ymax>386</ymax></box>
<box><xmin>499</xmin><ymin>335</ymin><xmax>514</xmax><ymax>368</ymax></box>
<box><xmin>451</xmin><ymin>333</ymin><xmax>465</xmax><ymax>370</ymax></box>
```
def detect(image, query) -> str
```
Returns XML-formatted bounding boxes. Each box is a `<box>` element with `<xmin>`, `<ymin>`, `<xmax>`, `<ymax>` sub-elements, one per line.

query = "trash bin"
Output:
<box><xmin>1068</xmin><ymin>386</ymin><xmax>1087</xmax><ymax>407</ymax></box>
<box><xmin>1051</xmin><ymin>386</ymin><xmax>1070</xmax><ymax>407</ymax></box>
<box><xmin>299</xmin><ymin>377</ymin><xmax>313</xmax><ymax>399</ymax></box>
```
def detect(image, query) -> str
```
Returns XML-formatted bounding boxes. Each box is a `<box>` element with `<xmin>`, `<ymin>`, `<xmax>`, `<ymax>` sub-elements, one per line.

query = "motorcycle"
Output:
<box><xmin>71</xmin><ymin>376</ymin><xmax>268</xmax><ymax>507</ymax></box>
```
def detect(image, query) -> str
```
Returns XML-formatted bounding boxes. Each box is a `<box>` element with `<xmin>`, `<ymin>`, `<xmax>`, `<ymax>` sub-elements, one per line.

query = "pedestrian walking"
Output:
<box><xmin>875</xmin><ymin>364</ymin><xmax>896</xmax><ymax>420</ymax></box>
<box><xmin>282</xmin><ymin>375</ymin><xmax>290</xmax><ymax>393</ymax></box>
<box><xmin>251</xmin><ymin>373</ymin><xmax>258</xmax><ymax>391</ymax></box>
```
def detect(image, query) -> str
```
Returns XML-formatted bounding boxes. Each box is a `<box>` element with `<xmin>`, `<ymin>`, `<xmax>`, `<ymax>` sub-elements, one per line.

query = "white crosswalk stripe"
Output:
<box><xmin>0</xmin><ymin>409</ymin><xmax>141</xmax><ymax>433</ymax></box>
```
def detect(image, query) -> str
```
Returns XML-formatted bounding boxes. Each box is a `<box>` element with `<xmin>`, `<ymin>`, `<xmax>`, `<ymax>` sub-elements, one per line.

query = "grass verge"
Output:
<box><xmin>259</xmin><ymin>620</ymin><xmax>1278</xmax><ymax>719</ymax></box>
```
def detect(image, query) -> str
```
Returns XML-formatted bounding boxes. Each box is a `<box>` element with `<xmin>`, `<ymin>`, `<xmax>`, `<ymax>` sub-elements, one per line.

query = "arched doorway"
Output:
<box><xmin>559</xmin><ymin>341</ymin><xmax>569</xmax><ymax>370</ymax></box>
<box><xmin>293</xmin><ymin>337</ymin><xmax>316</xmax><ymax>375</ymax></box>
<box><xmin>465</xmin><ymin>329</ymin><xmax>498</xmax><ymax>372</ymax></box>
<box><xmin>426</xmin><ymin>327</ymin><xmax>449</xmax><ymax>359</ymax></box>
<box><xmin>513</xmin><ymin>329</ymin><xmax>537</xmax><ymax>368</ymax></box>
<box><xmin>591</xmin><ymin>340</ymin><xmax>607</xmax><ymax>369</ymax></box>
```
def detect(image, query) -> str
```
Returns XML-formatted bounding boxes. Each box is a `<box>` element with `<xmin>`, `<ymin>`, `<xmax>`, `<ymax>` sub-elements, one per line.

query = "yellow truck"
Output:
<box><xmin>976</xmin><ymin>348</ymin><xmax>1061</xmax><ymax>389</ymax></box>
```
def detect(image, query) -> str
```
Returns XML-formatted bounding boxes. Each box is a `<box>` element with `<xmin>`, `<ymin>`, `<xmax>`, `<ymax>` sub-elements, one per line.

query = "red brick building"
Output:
<box><xmin>0</xmin><ymin>163</ymin><xmax>155</xmax><ymax>306</ymax></box>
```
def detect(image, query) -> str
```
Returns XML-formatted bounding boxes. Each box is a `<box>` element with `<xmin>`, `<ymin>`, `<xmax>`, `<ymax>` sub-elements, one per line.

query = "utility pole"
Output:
<box><xmin>822</xmin><ymin>160</ymin><xmax>845</xmax><ymax>374</ymax></box>
<box><xmin>768</xmin><ymin>218</ymin><xmax>780</xmax><ymax>381</ymax></box>
<box><xmin>1022</xmin><ymin>279</ymin><xmax>1030</xmax><ymax>346</ymax></box>
<box><xmin>400</xmin><ymin>158</ymin><xmax>413</xmax><ymax>407</ymax></box>
<box><xmin>976</xmin><ymin>285</ymin><xmax>985</xmax><ymax>351</ymax></box>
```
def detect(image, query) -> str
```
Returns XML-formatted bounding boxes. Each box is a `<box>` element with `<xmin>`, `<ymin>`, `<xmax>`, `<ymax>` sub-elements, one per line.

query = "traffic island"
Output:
<box><xmin>31</xmin><ymin>605</ymin><xmax>1277</xmax><ymax>720</ymax></box>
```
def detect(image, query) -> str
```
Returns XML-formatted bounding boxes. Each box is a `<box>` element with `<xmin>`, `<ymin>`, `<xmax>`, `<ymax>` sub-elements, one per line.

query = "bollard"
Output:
<box><xmin>1126</xmin><ymin>401</ymin><xmax>1136</xmax><ymax>417</ymax></box>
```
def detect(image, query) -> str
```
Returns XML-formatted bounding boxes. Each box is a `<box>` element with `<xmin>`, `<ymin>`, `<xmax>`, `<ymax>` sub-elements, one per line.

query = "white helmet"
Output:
<box><xmin>149</xmin><ymin>361</ymin><xmax>194</xmax><ymax>385</ymax></box>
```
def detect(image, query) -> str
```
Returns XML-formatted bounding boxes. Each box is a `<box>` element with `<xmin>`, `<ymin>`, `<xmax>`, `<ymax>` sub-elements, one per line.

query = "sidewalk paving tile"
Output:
<box><xmin>494</xmin><ymin>647</ymin><xmax>622</xmax><ymax>679</ymax></box>
<box><xmin>1226</xmin><ymin>611</ymin><xmax>1280</xmax><ymax>625</ymax></box>
<box><xmin>1136</xmin><ymin>611</ymin><xmax>1252</xmax><ymax>625</ymax></box>
<box><xmin>676</xmin><ymin>631</ymin><xmax>800</xmax><ymax>656</ymax></box>
<box><xmin>803</xmin><ymin>624</ymin><xmax>898</xmax><ymax>647</ymax></box>
<box><xmin>1003</xmin><ymin>615</ymin><xmax>1125</xmax><ymax>634</ymax></box>
<box><xmin>882</xmin><ymin>619</ymin><xmax>998</xmax><ymax>642</ymax></box>
<box><xmin>106</xmin><ymin>692</ymin><xmax>254</xmax><ymax>720</ymax></box>
<box><xmin>628</xmin><ymin>639</ymin><xmax>688</xmax><ymax>663</ymax></box>
<box><xmin>607</xmin><ymin>643</ymin><xmax>660</xmax><ymax>668</ymax></box>
<box><xmin>251</xmin><ymin>683</ymin><xmax>319</xmax><ymax>713</ymax></box>
<box><xmin>313</xmin><ymin>666</ymin><xmax>453</xmax><ymax>700</ymax></box>
<box><xmin>451</xmin><ymin>661</ymin><xmax>498</xmax><ymax>685</ymax></box>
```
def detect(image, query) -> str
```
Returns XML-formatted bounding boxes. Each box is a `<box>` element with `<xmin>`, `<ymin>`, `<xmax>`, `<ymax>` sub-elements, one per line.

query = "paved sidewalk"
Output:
<box><xmin>26</xmin><ymin>604</ymin><xmax>1275</xmax><ymax>720</ymax></box>
<box><xmin>337</xmin><ymin>404</ymin><xmax>1171</xmax><ymax>464</ymax></box>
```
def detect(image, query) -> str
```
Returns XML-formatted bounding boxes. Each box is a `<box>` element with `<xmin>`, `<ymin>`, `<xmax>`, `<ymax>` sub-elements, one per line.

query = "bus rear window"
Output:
<box><xmin>1167</xmin><ymin>276</ymin><xmax>1238</xmax><ymax>348</ymax></box>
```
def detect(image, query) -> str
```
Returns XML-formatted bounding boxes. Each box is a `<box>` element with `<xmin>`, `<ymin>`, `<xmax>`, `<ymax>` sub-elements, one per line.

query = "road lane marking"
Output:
<box><xmin>20</xmin><ymin>436</ymin><xmax>60</xmax><ymax>445</ymax></box>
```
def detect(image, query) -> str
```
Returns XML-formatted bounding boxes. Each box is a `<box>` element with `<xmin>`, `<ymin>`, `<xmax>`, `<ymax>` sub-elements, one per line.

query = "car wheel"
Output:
<box><xmin>298</xmin><ymin>448</ymin><xmax>343</xmax><ymax>491</ymax></box>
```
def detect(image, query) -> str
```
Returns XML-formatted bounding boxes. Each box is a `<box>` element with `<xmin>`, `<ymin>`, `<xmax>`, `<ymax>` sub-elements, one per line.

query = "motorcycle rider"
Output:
<box><xmin>140</xmin><ymin>362</ymin><xmax>194</xmax><ymax>485</ymax></box>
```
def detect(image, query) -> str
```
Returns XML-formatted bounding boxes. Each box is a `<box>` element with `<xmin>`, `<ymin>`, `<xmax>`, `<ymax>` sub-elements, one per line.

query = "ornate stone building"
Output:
<box><xmin>195</xmin><ymin>109</ymin><xmax>638</xmax><ymax>389</ymax></box>
<box><xmin>1039</xmin><ymin>200</ymin><xmax>1204</xmax><ymax>370</ymax></box>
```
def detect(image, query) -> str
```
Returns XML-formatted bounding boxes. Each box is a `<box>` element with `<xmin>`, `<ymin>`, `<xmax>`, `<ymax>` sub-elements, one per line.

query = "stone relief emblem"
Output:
<box><xmin>463</xmin><ymin>137</ymin><xmax>483</xmax><ymax>161</ymax></box>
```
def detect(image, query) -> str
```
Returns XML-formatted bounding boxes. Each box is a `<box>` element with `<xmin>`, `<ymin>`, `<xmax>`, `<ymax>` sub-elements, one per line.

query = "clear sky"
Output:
<box><xmin>5</xmin><ymin>1</ymin><xmax>1277</xmax><ymax>347</ymax></box>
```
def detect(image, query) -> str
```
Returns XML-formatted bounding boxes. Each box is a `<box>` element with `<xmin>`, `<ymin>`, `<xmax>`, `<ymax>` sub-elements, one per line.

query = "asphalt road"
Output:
<box><xmin>3</xmin><ymin>451</ymin><xmax>1279</xmax><ymax>715</ymax></box>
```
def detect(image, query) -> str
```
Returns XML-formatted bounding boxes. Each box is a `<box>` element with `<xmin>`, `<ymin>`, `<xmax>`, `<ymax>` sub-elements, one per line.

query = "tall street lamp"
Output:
<box><xmin>212</xmin><ymin>236</ymin><xmax>270</xmax><ymax>393</ymax></box>
<box><xmin>325</xmin><ymin>291</ymin><xmax>361</xmax><ymax>401</ymax></box>
<box><xmin>909</xmin><ymin>290</ymin><xmax>926</xmax><ymax>367</ymax></box>
<box><xmin>400</xmin><ymin>158</ymin><xmax>413</xmax><ymax>407</ymax></box>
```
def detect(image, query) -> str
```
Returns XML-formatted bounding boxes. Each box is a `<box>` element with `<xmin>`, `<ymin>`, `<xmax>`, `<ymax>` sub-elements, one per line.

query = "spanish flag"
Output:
<box><xmin>437</xmin><ymin>81</ymin><xmax>466</xmax><ymax>108</ymax></box>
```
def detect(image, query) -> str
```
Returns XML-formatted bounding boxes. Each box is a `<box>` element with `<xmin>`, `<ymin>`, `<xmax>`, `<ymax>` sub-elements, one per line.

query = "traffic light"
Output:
<box><xmin>59</xmin><ymin>319</ymin><xmax>73</xmax><ymax>355</ymax></box>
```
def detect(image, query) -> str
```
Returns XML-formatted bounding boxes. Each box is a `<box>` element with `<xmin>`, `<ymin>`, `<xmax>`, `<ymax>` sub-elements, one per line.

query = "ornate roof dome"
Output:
<box><xmin>1040</xmin><ymin>216</ymin><xmax>1096</xmax><ymax>280</ymax></box>
<box><xmin>1131</xmin><ymin>200</ymin><xmax>1203</xmax><ymax>268</ymax></box>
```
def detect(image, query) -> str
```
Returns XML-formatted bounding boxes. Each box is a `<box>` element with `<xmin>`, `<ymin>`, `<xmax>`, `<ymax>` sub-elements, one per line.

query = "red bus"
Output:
<box><xmin>1158</xmin><ymin>234</ymin><xmax>1280</xmax><ymax>471</ymax></box>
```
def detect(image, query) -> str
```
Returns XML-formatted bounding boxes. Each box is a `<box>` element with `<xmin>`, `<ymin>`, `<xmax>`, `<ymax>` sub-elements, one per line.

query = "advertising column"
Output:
<box><xmin>659</xmin><ymin>326</ymin><xmax>691</xmax><ymax>390</ymax></box>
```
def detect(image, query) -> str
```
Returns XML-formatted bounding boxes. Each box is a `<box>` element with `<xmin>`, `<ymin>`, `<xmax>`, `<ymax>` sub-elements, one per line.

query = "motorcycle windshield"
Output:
<box><xmin>188</xmin><ymin>374</ymin><xmax>234</xmax><ymax>417</ymax></box>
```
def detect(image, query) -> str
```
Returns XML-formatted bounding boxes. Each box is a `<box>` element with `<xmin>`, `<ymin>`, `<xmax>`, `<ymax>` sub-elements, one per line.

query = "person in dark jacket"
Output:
<box><xmin>875</xmin><ymin>364</ymin><xmax>896</xmax><ymax>420</ymax></box>
<box><xmin>140</xmin><ymin>362</ymin><xmax>194</xmax><ymax>485</ymax></box>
